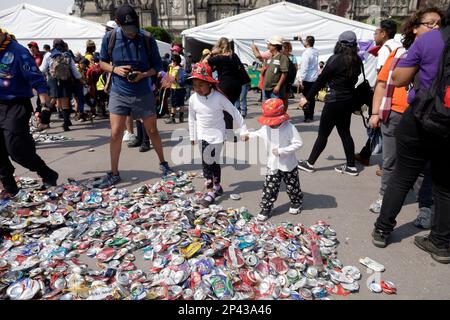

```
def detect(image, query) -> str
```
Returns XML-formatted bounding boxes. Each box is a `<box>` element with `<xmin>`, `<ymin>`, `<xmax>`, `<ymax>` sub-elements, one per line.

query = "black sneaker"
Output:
<box><xmin>139</xmin><ymin>143</ymin><xmax>151</xmax><ymax>153</ymax></box>
<box><xmin>257</xmin><ymin>209</ymin><xmax>271</xmax><ymax>222</ymax></box>
<box><xmin>0</xmin><ymin>176</ymin><xmax>19</xmax><ymax>196</ymax></box>
<box><xmin>414</xmin><ymin>235</ymin><xmax>450</xmax><ymax>264</ymax></box>
<box><xmin>128</xmin><ymin>138</ymin><xmax>142</xmax><ymax>148</ymax></box>
<box><xmin>298</xmin><ymin>160</ymin><xmax>315</xmax><ymax>173</ymax></box>
<box><xmin>371</xmin><ymin>229</ymin><xmax>390</xmax><ymax>248</ymax></box>
<box><xmin>159</xmin><ymin>162</ymin><xmax>174</xmax><ymax>177</ymax></box>
<box><xmin>42</xmin><ymin>170</ymin><xmax>59</xmax><ymax>187</ymax></box>
<box><xmin>334</xmin><ymin>165</ymin><xmax>359</xmax><ymax>176</ymax></box>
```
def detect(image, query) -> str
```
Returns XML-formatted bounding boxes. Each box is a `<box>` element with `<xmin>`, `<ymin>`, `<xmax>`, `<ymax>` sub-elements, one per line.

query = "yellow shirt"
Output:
<box><xmin>169</xmin><ymin>65</ymin><xmax>181</xmax><ymax>90</ymax></box>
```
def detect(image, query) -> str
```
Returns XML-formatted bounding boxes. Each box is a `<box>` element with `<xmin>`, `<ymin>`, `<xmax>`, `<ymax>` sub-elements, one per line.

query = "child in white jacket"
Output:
<box><xmin>246</xmin><ymin>98</ymin><xmax>304</xmax><ymax>221</ymax></box>
<box><xmin>188</xmin><ymin>63</ymin><xmax>248</xmax><ymax>207</ymax></box>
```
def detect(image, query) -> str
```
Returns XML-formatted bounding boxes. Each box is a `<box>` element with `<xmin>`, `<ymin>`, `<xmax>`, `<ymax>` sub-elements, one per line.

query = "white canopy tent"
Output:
<box><xmin>0</xmin><ymin>3</ymin><xmax>172</xmax><ymax>57</ymax></box>
<box><xmin>182</xmin><ymin>1</ymin><xmax>379</xmax><ymax>85</ymax></box>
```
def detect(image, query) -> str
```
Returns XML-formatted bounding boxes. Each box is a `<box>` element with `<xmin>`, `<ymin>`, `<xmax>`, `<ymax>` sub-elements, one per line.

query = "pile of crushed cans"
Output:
<box><xmin>0</xmin><ymin>172</ymin><xmax>363</xmax><ymax>300</ymax></box>
<box><xmin>32</xmin><ymin>132</ymin><xmax>71</xmax><ymax>144</ymax></box>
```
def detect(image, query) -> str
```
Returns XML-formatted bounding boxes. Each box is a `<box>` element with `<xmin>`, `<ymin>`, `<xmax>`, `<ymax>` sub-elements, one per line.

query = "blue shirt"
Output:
<box><xmin>100</xmin><ymin>28</ymin><xmax>163</xmax><ymax>97</ymax></box>
<box><xmin>299</xmin><ymin>47</ymin><xmax>319</xmax><ymax>83</ymax></box>
<box><xmin>0</xmin><ymin>40</ymin><xmax>48</xmax><ymax>100</ymax></box>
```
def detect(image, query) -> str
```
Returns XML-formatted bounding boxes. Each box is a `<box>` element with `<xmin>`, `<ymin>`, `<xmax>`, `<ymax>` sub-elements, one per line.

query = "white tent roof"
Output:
<box><xmin>0</xmin><ymin>3</ymin><xmax>172</xmax><ymax>57</ymax></box>
<box><xmin>182</xmin><ymin>1</ymin><xmax>378</xmax><ymax>85</ymax></box>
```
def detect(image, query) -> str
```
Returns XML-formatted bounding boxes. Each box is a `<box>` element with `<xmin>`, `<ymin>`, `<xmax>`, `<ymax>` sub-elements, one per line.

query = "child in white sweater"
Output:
<box><xmin>188</xmin><ymin>63</ymin><xmax>248</xmax><ymax>207</ymax></box>
<box><xmin>246</xmin><ymin>98</ymin><xmax>304</xmax><ymax>221</ymax></box>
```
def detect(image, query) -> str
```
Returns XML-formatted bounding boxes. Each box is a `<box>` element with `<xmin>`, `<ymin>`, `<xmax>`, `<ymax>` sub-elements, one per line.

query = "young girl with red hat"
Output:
<box><xmin>245</xmin><ymin>98</ymin><xmax>304</xmax><ymax>221</ymax></box>
<box><xmin>188</xmin><ymin>63</ymin><xmax>248</xmax><ymax>207</ymax></box>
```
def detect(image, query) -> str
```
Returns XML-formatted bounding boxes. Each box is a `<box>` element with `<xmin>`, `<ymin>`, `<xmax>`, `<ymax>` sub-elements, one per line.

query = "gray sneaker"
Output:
<box><xmin>414</xmin><ymin>207</ymin><xmax>433</xmax><ymax>229</ymax></box>
<box><xmin>369</xmin><ymin>196</ymin><xmax>383</xmax><ymax>214</ymax></box>
<box><xmin>98</xmin><ymin>172</ymin><xmax>121</xmax><ymax>189</ymax></box>
<box><xmin>414</xmin><ymin>235</ymin><xmax>450</xmax><ymax>264</ymax></box>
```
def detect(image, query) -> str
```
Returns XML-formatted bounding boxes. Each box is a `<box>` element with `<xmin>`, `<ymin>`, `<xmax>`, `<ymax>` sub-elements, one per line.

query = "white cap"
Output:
<box><xmin>106</xmin><ymin>20</ymin><xmax>118</xmax><ymax>29</ymax></box>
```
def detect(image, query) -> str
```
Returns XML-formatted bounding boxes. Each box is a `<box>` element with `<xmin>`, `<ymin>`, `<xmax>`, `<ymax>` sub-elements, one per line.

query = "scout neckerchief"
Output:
<box><xmin>0</xmin><ymin>32</ymin><xmax>15</xmax><ymax>54</ymax></box>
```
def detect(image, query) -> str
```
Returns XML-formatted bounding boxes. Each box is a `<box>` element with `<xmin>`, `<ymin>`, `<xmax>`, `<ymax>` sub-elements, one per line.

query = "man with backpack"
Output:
<box><xmin>99</xmin><ymin>4</ymin><xmax>173</xmax><ymax>187</ymax></box>
<box><xmin>371</xmin><ymin>9</ymin><xmax>450</xmax><ymax>264</ymax></box>
<box><xmin>0</xmin><ymin>28</ymin><xmax>59</xmax><ymax>198</ymax></box>
<box><xmin>298</xmin><ymin>35</ymin><xmax>319</xmax><ymax>123</ymax></box>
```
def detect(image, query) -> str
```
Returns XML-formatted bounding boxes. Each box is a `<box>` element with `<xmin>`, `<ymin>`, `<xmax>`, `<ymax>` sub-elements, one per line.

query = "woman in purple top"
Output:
<box><xmin>372</xmin><ymin>5</ymin><xmax>450</xmax><ymax>264</ymax></box>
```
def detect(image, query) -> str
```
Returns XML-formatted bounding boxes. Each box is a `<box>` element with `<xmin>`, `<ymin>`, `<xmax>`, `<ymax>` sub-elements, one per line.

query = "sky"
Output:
<box><xmin>2</xmin><ymin>0</ymin><xmax>74</xmax><ymax>14</ymax></box>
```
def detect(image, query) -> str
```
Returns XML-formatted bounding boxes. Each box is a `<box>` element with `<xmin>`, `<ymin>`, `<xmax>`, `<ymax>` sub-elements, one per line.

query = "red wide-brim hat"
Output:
<box><xmin>188</xmin><ymin>63</ymin><xmax>219</xmax><ymax>84</ymax></box>
<box><xmin>258</xmin><ymin>98</ymin><xmax>290</xmax><ymax>126</ymax></box>
<box><xmin>258</xmin><ymin>113</ymin><xmax>290</xmax><ymax>127</ymax></box>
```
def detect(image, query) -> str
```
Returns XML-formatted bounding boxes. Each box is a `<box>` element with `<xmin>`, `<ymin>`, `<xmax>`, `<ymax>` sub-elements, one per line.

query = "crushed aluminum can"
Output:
<box><xmin>368</xmin><ymin>281</ymin><xmax>383</xmax><ymax>293</ymax></box>
<box><xmin>380</xmin><ymin>280</ymin><xmax>397</xmax><ymax>295</ymax></box>
<box><xmin>230</xmin><ymin>194</ymin><xmax>241</xmax><ymax>200</ymax></box>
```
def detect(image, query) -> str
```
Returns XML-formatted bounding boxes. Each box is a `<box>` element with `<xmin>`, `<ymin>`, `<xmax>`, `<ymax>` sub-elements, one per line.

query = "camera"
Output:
<box><xmin>127</xmin><ymin>71</ymin><xmax>138</xmax><ymax>82</ymax></box>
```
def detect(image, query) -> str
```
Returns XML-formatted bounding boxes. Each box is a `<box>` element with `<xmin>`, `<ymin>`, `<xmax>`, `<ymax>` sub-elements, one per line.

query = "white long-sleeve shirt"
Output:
<box><xmin>188</xmin><ymin>89</ymin><xmax>248</xmax><ymax>144</ymax></box>
<box><xmin>248</xmin><ymin>121</ymin><xmax>303</xmax><ymax>172</ymax></box>
<box><xmin>299</xmin><ymin>47</ymin><xmax>319</xmax><ymax>83</ymax></box>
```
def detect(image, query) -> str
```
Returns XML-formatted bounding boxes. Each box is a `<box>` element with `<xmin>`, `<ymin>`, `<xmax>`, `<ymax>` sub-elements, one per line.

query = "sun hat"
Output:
<box><xmin>258</xmin><ymin>98</ymin><xmax>290</xmax><ymax>127</ymax></box>
<box><xmin>267</xmin><ymin>36</ymin><xmax>284</xmax><ymax>46</ymax></box>
<box><xmin>187</xmin><ymin>63</ymin><xmax>219</xmax><ymax>84</ymax></box>
<box><xmin>106</xmin><ymin>20</ymin><xmax>118</xmax><ymax>30</ymax></box>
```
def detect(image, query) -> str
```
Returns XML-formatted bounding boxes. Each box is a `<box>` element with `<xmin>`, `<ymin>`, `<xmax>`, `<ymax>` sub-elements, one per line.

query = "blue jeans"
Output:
<box><xmin>235</xmin><ymin>84</ymin><xmax>249</xmax><ymax>114</ymax></box>
<box><xmin>264</xmin><ymin>89</ymin><xmax>285</xmax><ymax>100</ymax></box>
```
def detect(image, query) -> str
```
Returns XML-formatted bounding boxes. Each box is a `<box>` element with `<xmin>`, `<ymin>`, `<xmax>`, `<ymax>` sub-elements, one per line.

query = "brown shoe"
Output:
<box><xmin>354</xmin><ymin>153</ymin><xmax>370</xmax><ymax>166</ymax></box>
<box><xmin>376</xmin><ymin>169</ymin><xmax>383</xmax><ymax>177</ymax></box>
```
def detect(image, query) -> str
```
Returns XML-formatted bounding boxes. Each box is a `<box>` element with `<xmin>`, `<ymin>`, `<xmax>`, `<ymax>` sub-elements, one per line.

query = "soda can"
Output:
<box><xmin>245</xmin><ymin>255</ymin><xmax>259</xmax><ymax>267</ymax></box>
<box><xmin>116</xmin><ymin>272</ymin><xmax>130</xmax><ymax>287</ymax></box>
<box><xmin>286</xmin><ymin>269</ymin><xmax>300</xmax><ymax>284</ymax></box>
<box><xmin>311</xmin><ymin>287</ymin><xmax>327</xmax><ymax>299</ymax></box>
<box><xmin>381</xmin><ymin>280</ymin><xmax>397</xmax><ymax>295</ymax></box>
<box><xmin>306</xmin><ymin>266</ymin><xmax>318</xmax><ymax>279</ymax></box>
<box><xmin>182</xmin><ymin>288</ymin><xmax>194</xmax><ymax>300</ymax></box>
<box><xmin>300</xmin><ymin>288</ymin><xmax>313</xmax><ymax>300</ymax></box>
<box><xmin>369</xmin><ymin>281</ymin><xmax>382</xmax><ymax>293</ymax></box>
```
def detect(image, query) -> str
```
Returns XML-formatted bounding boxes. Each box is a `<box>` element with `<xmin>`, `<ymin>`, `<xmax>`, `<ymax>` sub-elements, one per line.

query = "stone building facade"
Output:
<box><xmin>73</xmin><ymin>0</ymin><xmax>449</xmax><ymax>35</ymax></box>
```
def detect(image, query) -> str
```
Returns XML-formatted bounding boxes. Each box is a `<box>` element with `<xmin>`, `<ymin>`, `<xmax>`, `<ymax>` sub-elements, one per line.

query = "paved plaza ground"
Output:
<box><xmin>13</xmin><ymin>91</ymin><xmax>450</xmax><ymax>300</ymax></box>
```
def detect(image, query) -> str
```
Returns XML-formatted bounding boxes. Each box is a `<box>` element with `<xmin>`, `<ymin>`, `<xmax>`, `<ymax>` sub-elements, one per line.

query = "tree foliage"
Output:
<box><xmin>143</xmin><ymin>26</ymin><xmax>173</xmax><ymax>43</ymax></box>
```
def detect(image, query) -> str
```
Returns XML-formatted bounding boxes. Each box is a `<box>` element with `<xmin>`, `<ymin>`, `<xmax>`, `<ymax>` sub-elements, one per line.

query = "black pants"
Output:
<box><xmin>375</xmin><ymin>107</ymin><xmax>450</xmax><ymax>248</ymax></box>
<box><xmin>201</xmin><ymin>140</ymin><xmax>223</xmax><ymax>189</ymax></box>
<box><xmin>260</xmin><ymin>168</ymin><xmax>303</xmax><ymax>211</ymax></box>
<box><xmin>308</xmin><ymin>99</ymin><xmax>356</xmax><ymax>167</ymax></box>
<box><xmin>0</xmin><ymin>100</ymin><xmax>56</xmax><ymax>190</ymax></box>
<box><xmin>303</xmin><ymin>81</ymin><xmax>316</xmax><ymax>121</ymax></box>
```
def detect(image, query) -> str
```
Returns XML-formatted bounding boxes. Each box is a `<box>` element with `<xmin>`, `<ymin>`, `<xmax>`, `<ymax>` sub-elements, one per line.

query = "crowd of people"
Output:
<box><xmin>1</xmin><ymin>2</ymin><xmax>450</xmax><ymax>265</ymax></box>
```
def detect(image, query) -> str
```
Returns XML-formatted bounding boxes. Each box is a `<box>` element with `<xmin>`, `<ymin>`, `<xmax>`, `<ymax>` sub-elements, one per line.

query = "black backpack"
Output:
<box><xmin>286</xmin><ymin>56</ymin><xmax>297</xmax><ymax>85</ymax></box>
<box><xmin>412</xmin><ymin>27</ymin><xmax>450</xmax><ymax>138</ymax></box>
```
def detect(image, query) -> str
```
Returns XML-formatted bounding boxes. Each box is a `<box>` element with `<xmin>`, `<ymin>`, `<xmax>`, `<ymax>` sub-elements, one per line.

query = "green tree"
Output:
<box><xmin>143</xmin><ymin>26</ymin><xmax>173</xmax><ymax>43</ymax></box>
